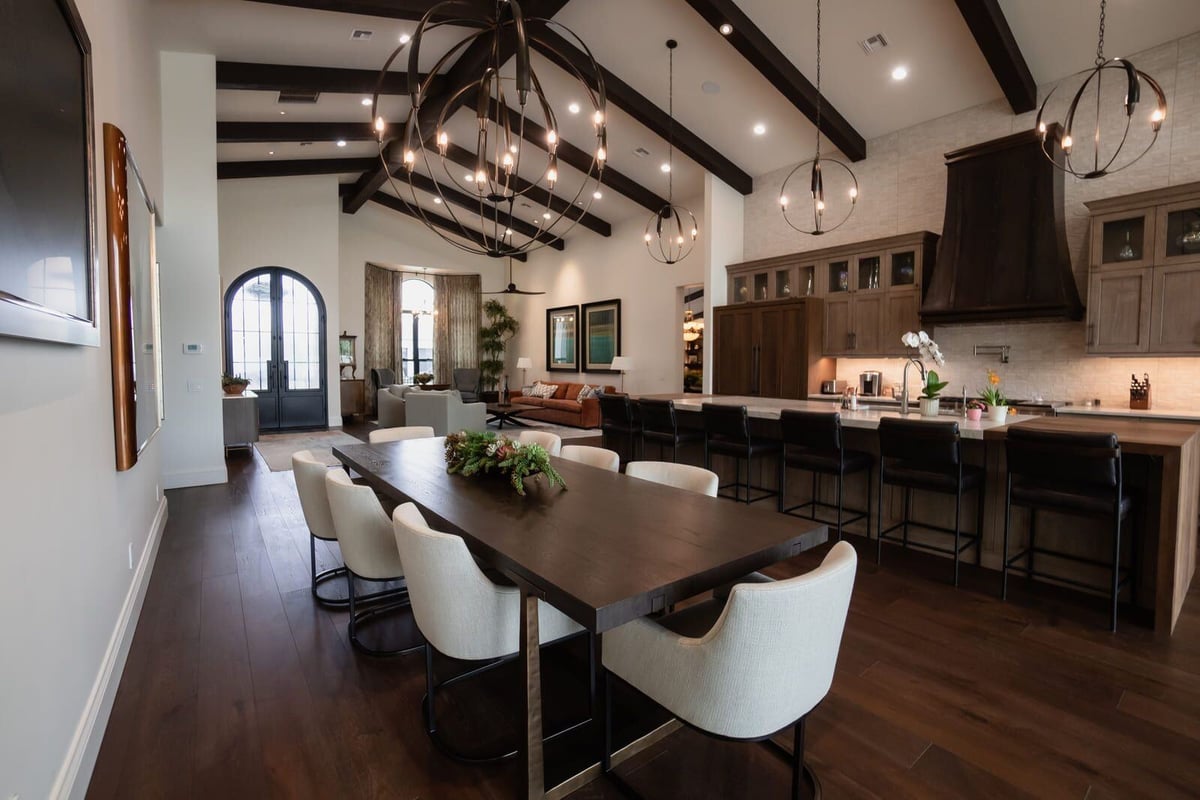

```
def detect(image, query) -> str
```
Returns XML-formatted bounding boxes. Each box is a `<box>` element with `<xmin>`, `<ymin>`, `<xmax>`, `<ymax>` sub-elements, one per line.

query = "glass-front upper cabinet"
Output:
<box><xmin>731</xmin><ymin>274</ymin><xmax>750</xmax><ymax>303</ymax></box>
<box><xmin>774</xmin><ymin>267</ymin><xmax>794</xmax><ymax>299</ymax></box>
<box><xmin>827</xmin><ymin>259</ymin><xmax>851</xmax><ymax>294</ymax></box>
<box><xmin>797</xmin><ymin>264</ymin><xmax>816</xmax><ymax>296</ymax></box>
<box><xmin>1092</xmin><ymin>210</ymin><xmax>1154</xmax><ymax>270</ymax></box>
<box><xmin>1158</xmin><ymin>199</ymin><xmax>1200</xmax><ymax>265</ymax></box>
<box><xmin>856</xmin><ymin>253</ymin><xmax>885</xmax><ymax>292</ymax></box>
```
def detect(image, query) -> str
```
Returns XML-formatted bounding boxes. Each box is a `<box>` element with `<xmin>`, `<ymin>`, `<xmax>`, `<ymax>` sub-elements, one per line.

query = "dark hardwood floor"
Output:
<box><xmin>86</xmin><ymin>424</ymin><xmax>1200</xmax><ymax>799</ymax></box>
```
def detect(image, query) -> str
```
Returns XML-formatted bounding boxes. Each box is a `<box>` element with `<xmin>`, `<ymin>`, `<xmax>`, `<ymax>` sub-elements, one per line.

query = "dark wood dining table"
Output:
<box><xmin>333</xmin><ymin>437</ymin><xmax>829</xmax><ymax>798</ymax></box>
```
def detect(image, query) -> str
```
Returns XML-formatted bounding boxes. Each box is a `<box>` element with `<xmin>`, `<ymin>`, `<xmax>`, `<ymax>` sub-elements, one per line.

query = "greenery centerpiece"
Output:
<box><xmin>221</xmin><ymin>373</ymin><xmax>250</xmax><ymax>395</ymax></box>
<box><xmin>444</xmin><ymin>430</ymin><xmax>566</xmax><ymax>496</ymax></box>
<box><xmin>480</xmin><ymin>299</ymin><xmax>520</xmax><ymax>393</ymax></box>
<box><xmin>979</xmin><ymin>369</ymin><xmax>1010</xmax><ymax>422</ymax></box>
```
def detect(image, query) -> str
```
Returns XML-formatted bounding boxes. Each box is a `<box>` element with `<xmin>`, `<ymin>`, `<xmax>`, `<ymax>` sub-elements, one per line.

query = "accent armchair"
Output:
<box><xmin>406</xmin><ymin>390</ymin><xmax>486</xmax><ymax>436</ymax></box>
<box><xmin>452</xmin><ymin>368</ymin><xmax>481</xmax><ymax>402</ymax></box>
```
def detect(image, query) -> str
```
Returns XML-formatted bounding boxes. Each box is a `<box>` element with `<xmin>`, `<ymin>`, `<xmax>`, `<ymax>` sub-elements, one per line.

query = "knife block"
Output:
<box><xmin>1130</xmin><ymin>386</ymin><xmax>1151</xmax><ymax>410</ymax></box>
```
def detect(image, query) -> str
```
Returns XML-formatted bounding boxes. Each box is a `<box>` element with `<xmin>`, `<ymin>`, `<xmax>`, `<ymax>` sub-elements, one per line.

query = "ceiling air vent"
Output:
<box><xmin>278</xmin><ymin>90</ymin><xmax>320</xmax><ymax>104</ymax></box>
<box><xmin>858</xmin><ymin>33</ymin><xmax>888</xmax><ymax>55</ymax></box>
<box><xmin>633</xmin><ymin>147</ymin><xmax>651</xmax><ymax>158</ymax></box>
<box><xmin>351</xmin><ymin>28</ymin><xmax>373</xmax><ymax>41</ymax></box>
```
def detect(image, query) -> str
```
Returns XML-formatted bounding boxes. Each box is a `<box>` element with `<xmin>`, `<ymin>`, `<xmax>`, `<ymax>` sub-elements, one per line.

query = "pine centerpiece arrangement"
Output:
<box><xmin>444</xmin><ymin>431</ymin><xmax>566</xmax><ymax>496</ymax></box>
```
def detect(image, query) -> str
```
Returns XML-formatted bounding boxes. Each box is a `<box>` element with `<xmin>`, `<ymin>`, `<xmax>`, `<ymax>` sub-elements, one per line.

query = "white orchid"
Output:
<box><xmin>901</xmin><ymin>330</ymin><xmax>946</xmax><ymax>367</ymax></box>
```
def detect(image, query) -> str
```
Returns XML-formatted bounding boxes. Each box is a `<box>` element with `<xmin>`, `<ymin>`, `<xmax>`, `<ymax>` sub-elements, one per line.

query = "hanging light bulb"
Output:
<box><xmin>374</xmin><ymin>0</ymin><xmax>607</xmax><ymax>258</ymax></box>
<box><xmin>1034</xmin><ymin>0</ymin><xmax>1167</xmax><ymax>179</ymax></box>
<box><xmin>645</xmin><ymin>40</ymin><xmax>699</xmax><ymax>265</ymax></box>
<box><xmin>779</xmin><ymin>0</ymin><xmax>858</xmax><ymax>236</ymax></box>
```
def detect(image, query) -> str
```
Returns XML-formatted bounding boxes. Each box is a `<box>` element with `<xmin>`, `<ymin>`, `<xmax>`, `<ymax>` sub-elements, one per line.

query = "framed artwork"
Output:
<box><xmin>104</xmin><ymin>124</ymin><xmax>163</xmax><ymax>471</ymax></box>
<box><xmin>0</xmin><ymin>0</ymin><xmax>98</xmax><ymax>345</ymax></box>
<box><xmin>582</xmin><ymin>299</ymin><xmax>621</xmax><ymax>371</ymax></box>
<box><xmin>546</xmin><ymin>304</ymin><xmax>578</xmax><ymax>372</ymax></box>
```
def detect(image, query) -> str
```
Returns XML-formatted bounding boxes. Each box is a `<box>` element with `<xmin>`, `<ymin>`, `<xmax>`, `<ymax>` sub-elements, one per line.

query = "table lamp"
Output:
<box><xmin>609</xmin><ymin>356</ymin><xmax>632</xmax><ymax>393</ymax></box>
<box><xmin>516</xmin><ymin>357</ymin><xmax>532</xmax><ymax>390</ymax></box>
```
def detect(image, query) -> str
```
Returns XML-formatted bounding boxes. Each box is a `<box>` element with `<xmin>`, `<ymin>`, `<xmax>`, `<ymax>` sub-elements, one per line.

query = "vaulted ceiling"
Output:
<box><xmin>155</xmin><ymin>0</ymin><xmax>1200</xmax><ymax>253</ymax></box>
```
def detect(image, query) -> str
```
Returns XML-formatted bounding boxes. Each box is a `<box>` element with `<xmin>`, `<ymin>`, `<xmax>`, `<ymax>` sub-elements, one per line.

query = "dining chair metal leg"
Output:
<box><xmin>876</xmin><ymin>467</ymin><xmax>885</xmax><ymax>566</ymax></box>
<box><xmin>778</xmin><ymin>457</ymin><xmax>787</xmax><ymax>513</ymax></box>
<box><xmin>975</xmin><ymin>481</ymin><xmax>985</xmax><ymax>566</ymax></box>
<box><xmin>1002</xmin><ymin>476</ymin><xmax>1013</xmax><ymax>601</ymax></box>
<box><xmin>835</xmin><ymin>468</ymin><xmax>844</xmax><ymax>542</ymax></box>
<box><xmin>1111</xmin><ymin>514</ymin><xmax>1122</xmax><ymax>633</ymax></box>
<box><xmin>953</xmin><ymin>482</ymin><xmax>963</xmax><ymax>588</ymax></box>
<box><xmin>310</xmin><ymin>534</ymin><xmax>349</xmax><ymax>608</ymax></box>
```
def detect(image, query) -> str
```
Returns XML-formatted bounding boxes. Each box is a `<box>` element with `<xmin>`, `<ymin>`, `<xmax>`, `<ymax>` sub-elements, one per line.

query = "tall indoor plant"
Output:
<box><xmin>479</xmin><ymin>299</ymin><xmax>519</xmax><ymax>392</ymax></box>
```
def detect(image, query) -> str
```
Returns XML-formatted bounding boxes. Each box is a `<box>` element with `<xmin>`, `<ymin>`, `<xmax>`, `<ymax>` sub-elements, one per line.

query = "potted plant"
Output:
<box><xmin>965</xmin><ymin>399</ymin><xmax>985</xmax><ymax>422</ymax></box>
<box><xmin>979</xmin><ymin>369</ymin><xmax>1009</xmax><ymax>422</ymax></box>
<box><xmin>221</xmin><ymin>373</ymin><xmax>250</xmax><ymax>396</ymax></box>
<box><xmin>480</xmin><ymin>299</ymin><xmax>520</xmax><ymax>398</ymax></box>
<box><xmin>919</xmin><ymin>370</ymin><xmax>949</xmax><ymax>417</ymax></box>
<box><xmin>413</xmin><ymin>372</ymin><xmax>434</xmax><ymax>387</ymax></box>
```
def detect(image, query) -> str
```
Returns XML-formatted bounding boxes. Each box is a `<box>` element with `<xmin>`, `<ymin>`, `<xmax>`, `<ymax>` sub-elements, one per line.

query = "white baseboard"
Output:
<box><xmin>163</xmin><ymin>465</ymin><xmax>228</xmax><ymax>489</ymax></box>
<box><xmin>50</xmin><ymin>495</ymin><xmax>169</xmax><ymax>800</ymax></box>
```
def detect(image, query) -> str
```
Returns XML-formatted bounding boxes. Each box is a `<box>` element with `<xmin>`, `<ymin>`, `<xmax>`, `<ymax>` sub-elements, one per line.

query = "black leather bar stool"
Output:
<box><xmin>639</xmin><ymin>398</ymin><xmax>705</xmax><ymax>463</ymax></box>
<box><xmin>1002</xmin><ymin>427</ymin><xmax>1135</xmax><ymax>632</ymax></box>
<box><xmin>702</xmin><ymin>403</ymin><xmax>781</xmax><ymax>504</ymax></box>
<box><xmin>778</xmin><ymin>409</ymin><xmax>873</xmax><ymax>540</ymax></box>
<box><xmin>876</xmin><ymin>418</ymin><xmax>984</xmax><ymax>587</ymax></box>
<box><xmin>599</xmin><ymin>394</ymin><xmax>639</xmax><ymax>463</ymax></box>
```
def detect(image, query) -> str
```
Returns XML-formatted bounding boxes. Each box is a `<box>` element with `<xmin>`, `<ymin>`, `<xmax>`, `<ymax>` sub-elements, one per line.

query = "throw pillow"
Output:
<box><xmin>576</xmin><ymin>384</ymin><xmax>599</xmax><ymax>401</ymax></box>
<box><xmin>530</xmin><ymin>381</ymin><xmax>559</xmax><ymax>399</ymax></box>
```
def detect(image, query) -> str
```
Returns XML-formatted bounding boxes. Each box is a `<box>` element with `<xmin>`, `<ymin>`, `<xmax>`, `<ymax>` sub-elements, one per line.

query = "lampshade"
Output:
<box><xmin>610</xmin><ymin>356</ymin><xmax>632</xmax><ymax>371</ymax></box>
<box><xmin>516</xmin><ymin>357</ymin><xmax>533</xmax><ymax>370</ymax></box>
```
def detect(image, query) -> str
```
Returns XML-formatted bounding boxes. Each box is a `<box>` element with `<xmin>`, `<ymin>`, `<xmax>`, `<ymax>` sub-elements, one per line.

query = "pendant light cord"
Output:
<box><xmin>668</xmin><ymin>44</ymin><xmax>675</xmax><ymax>202</ymax></box>
<box><xmin>1095</xmin><ymin>0</ymin><xmax>1106</xmax><ymax>65</ymax></box>
<box><xmin>814</xmin><ymin>0</ymin><xmax>822</xmax><ymax>160</ymax></box>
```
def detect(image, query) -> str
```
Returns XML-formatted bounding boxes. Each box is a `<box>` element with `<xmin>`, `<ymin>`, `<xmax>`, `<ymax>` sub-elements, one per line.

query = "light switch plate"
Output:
<box><xmin>182</xmin><ymin>343</ymin><xmax>204</xmax><ymax>354</ymax></box>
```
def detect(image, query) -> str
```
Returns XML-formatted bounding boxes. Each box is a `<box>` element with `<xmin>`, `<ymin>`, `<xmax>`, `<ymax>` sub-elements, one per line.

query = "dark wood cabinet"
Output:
<box><xmin>713</xmin><ymin>298</ymin><xmax>833</xmax><ymax>399</ymax></box>
<box><xmin>340</xmin><ymin>379</ymin><xmax>365</xmax><ymax>419</ymax></box>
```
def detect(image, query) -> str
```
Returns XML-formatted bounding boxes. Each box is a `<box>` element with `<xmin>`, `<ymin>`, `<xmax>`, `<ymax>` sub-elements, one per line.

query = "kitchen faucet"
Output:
<box><xmin>900</xmin><ymin>357</ymin><xmax>926</xmax><ymax>416</ymax></box>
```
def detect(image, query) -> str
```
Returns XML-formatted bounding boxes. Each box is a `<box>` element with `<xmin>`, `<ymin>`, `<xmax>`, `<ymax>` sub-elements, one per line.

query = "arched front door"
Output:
<box><xmin>225</xmin><ymin>267</ymin><xmax>327</xmax><ymax>431</ymax></box>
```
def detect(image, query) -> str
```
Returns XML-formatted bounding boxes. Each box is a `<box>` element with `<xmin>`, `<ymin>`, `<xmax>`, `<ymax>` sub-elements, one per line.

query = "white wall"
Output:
<box><xmin>506</xmin><ymin>193</ymin><xmax>707</xmax><ymax>395</ymax></box>
<box><xmin>158</xmin><ymin>52</ymin><xmax>226</xmax><ymax>489</ymax></box>
<box><xmin>742</xmin><ymin>32</ymin><xmax>1200</xmax><ymax>408</ymax></box>
<box><xmin>0</xmin><ymin>0</ymin><xmax>168</xmax><ymax>796</ymax></box>
<box><xmin>218</xmin><ymin>175</ymin><xmax>342</xmax><ymax>426</ymax></box>
<box><xmin>702</xmin><ymin>175</ymin><xmax>745</xmax><ymax>392</ymax></box>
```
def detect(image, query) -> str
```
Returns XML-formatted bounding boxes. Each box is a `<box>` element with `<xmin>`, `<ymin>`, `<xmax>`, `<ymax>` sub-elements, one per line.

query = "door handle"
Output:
<box><xmin>282</xmin><ymin>360</ymin><xmax>290</xmax><ymax>390</ymax></box>
<box><xmin>266</xmin><ymin>360</ymin><xmax>274</xmax><ymax>391</ymax></box>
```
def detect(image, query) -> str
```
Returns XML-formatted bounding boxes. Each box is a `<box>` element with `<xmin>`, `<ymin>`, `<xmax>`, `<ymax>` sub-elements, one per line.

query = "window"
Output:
<box><xmin>400</xmin><ymin>278</ymin><xmax>435</xmax><ymax>383</ymax></box>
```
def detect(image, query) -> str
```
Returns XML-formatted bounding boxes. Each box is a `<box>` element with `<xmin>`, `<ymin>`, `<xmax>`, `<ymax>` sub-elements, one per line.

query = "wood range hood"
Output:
<box><xmin>921</xmin><ymin>124</ymin><xmax>1084</xmax><ymax>324</ymax></box>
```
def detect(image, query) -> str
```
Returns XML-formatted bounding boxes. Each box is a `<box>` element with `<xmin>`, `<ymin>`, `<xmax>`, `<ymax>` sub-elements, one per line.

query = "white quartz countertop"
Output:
<box><xmin>668</xmin><ymin>395</ymin><xmax>1032</xmax><ymax>440</ymax></box>
<box><xmin>1056</xmin><ymin>405</ymin><xmax>1200</xmax><ymax>423</ymax></box>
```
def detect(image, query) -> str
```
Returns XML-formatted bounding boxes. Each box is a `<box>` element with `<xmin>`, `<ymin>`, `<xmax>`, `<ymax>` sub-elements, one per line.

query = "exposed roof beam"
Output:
<box><xmin>217</xmin><ymin>121</ymin><xmax>379</xmax><ymax>142</ymax></box>
<box><xmin>342</xmin><ymin>0</ymin><xmax>570</xmax><ymax>213</ymax></box>
<box><xmin>218</xmin><ymin>157</ymin><xmax>377</xmax><ymax>179</ymax></box>
<box><xmin>368</xmin><ymin>191</ymin><xmax>528</xmax><ymax>261</ymax></box>
<box><xmin>954</xmin><ymin>0</ymin><xmax>1037</xmax><ymax>114</ymax></box>
<box><xmin>681</xmin><ymin>0</ymin><xmax>865</xmax><ymax>162</ymax></box>
<box><xmin>216</xmin><ymin>60</ymin><xmax>427</xmax><ymax>95</ymax></box>
<box><xmin>484</xmin><ymin>100</ymin><xmax>668</xmax><ymax>214</ymax></box>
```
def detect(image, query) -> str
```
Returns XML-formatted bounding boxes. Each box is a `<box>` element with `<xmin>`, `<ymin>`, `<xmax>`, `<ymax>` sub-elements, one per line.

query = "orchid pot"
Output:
<box><xmin>919</xmin><ymin>397</ymin><xmax>940</xmax><ymax>417</ymax></box>
<box><xmin>987</xmin><ymin>404</ymin><xmax>1010</xmax><ymax>422</ymax></box>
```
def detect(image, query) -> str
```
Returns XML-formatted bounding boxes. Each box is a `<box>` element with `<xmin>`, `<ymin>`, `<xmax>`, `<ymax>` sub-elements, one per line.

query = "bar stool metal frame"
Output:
<box><xmin>778</xmin><ymin>409</ymin><xmax>873</xmax><ymax>541</ymax></box>
<box><xmin>1001</xmin><ymin>427</ymin><xmax>1136</xmax><ymax>632</ymax></box>
<box><xmin>702</xmin><ymin>403</ymin><xmax>781</xmax><ymax>505</ymax></box>
<box><xmin>875</xmin><ymin>418</ymin><xmax>984</xmax><ymax>587</ymax></box>
<box><xmin>638</xmin><ymin>398</ymin><xmax>705</xmax><ymax>463</ymax></box>
<box><xmin>599</xmin><ymin>393</ymin><xmax>640</xmax><ymax>463</ymax></box>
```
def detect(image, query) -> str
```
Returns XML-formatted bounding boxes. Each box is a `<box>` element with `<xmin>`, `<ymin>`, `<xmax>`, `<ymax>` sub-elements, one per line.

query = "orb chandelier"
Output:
<box><xmin>779</xmin><ymin>0</ymin><xmax>857</xmax><ymax>236</ymax></box>
<box><xmin>1034</xmin><ymin>0</ymin><xmax>1166</xmax><ymax>179</ymax></box>
<box><xmin>644</xmin><ymin>39</ymin><xmax>698</xmax><ymax>265</ymax></box>
<box><xmin>370</xmin><ymin>0</ymin><xmax>608</xmax><ymax>258</ymax></box>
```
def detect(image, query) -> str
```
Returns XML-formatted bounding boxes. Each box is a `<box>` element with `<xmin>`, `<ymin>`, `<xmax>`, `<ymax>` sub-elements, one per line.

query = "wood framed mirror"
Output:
<box><xmin>103</xmin><ymin>123</ymin><xmax>163</xmax><ymax>471</ymax></box>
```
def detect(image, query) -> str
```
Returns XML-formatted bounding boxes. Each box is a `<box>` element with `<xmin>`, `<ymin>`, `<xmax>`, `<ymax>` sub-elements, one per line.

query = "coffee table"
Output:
<box><xmin>486</xmin><ymin>402</ymin><xmax>530</xmax><ymax>429</ymax></box>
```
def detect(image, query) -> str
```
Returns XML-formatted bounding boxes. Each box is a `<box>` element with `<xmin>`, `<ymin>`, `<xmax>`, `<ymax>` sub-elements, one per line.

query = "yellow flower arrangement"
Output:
<box><xmin>979</xmin><ymin>370</ymin><xmax>1007</xmax><ymax>407</ymax></box>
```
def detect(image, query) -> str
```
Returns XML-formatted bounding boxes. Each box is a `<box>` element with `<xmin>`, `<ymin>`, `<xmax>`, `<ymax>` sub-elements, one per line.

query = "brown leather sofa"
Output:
<box><xmin>510</xmin><ymin>382</ymin><xmax>617</xmax><ymax>428</ymax></box>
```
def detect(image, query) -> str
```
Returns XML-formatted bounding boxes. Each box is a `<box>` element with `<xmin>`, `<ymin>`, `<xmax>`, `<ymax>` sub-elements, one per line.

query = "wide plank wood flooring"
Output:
<box><xmin>87</xmin><ymin>427</ymin><xmax>1200</xmax><ymax>799</ymax></box>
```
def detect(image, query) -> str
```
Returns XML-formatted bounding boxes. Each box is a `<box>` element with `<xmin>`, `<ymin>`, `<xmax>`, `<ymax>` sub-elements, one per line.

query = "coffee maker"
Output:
<box><xmin>859</xmin><ymin>371</ymin><xmax>882</xmax><ymax>397</ymax></box>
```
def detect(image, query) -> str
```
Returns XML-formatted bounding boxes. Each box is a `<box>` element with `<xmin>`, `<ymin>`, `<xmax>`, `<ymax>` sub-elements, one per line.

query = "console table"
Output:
<box><xmin>223</xmin><ymin>390</ymin><xmax>259</xmax><ymax>454</ymax></box>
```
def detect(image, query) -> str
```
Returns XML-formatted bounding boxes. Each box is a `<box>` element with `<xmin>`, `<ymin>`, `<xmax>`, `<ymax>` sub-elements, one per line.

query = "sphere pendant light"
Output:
<box><xmin>1034</xmin><ymin>0</ymin><xmax>1166</xmax><ymax>179</ymax></box>
<box><xmin>779</xmin><ymin>0</ymin><xmax>857</xmax><ymax>236</ymax></box>
<box><xmin>370</xmin><ymin>0</ymin><xmax>608</xmax><ymax>258</ymax></box>
<box><xmin>645</xmin><ymin>40</ymin><xmax>698</xmax><ymax>265</ymax></box>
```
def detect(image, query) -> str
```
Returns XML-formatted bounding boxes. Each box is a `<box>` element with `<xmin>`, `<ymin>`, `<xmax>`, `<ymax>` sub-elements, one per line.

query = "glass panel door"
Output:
<box><xmin>281</xmin><ymin>273</ymin><xmax>321</xmax><ymax>390</ymax></box>
<box><xmin>227</xmin><ymin>273</ymin><xmax>273</xmax><ymax>392</ymax></box>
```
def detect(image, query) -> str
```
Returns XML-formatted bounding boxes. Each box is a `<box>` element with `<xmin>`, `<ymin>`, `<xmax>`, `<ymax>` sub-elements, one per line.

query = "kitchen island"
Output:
<box><xmin>637</xmin><ymin>394</ymin><xmax>1200</xmax><ymax>637</ymax></box>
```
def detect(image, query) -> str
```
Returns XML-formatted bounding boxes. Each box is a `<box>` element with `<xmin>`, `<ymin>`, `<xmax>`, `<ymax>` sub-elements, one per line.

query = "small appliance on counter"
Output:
<box><xmin>1130</xmin><ymin>373</ymin><xmax>1151</xmax><ymax>410</ymax></box>
<box><xmin>859</xmin><ymin>371</ymin><xmax>882</xmax><ymax>397</ymax></box>
<box><xmin>821</xmin><ymin>379</ymin><xmax>847</xmax><ymax>395</ymax></box>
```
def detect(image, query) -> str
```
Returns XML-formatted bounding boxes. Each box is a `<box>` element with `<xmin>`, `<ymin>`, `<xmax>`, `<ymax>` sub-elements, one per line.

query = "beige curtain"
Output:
<box><xmin>363</xmin><ymin>263</ymin><xmax>402</xmax><ymax>415</ymax></box>
<box><xmin>433</xmin><ymin>273</ymin><xmax>481</xmax><ymax>384</ymax></box>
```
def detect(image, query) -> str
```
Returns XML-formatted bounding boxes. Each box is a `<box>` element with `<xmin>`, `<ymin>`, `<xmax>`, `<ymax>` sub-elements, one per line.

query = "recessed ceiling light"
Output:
<box><xmin>701</xmin><ymin>80</ymin><xmax>720</xmax><ymax>94</ymax></box>
<box><xmin>464</xmin><ymin>173</ymin><xmax>474</xmax><ymax>182</ymax></box>
<box><xmin>279</xmin><ymin>110</ymin><xmax>286</xmax><ymax>115</ymax></box>
<box><xmin>336</xmin><ymin>140</ymin><xmax>347</xmax><ymax>147</ymax></box>
<box><xmin>719</xmin><ymin>23</ymin><xmax>733</xmax><ymax>35</ymax></box>
<box><xmin>592</xmin><ymin>190</ymin><xmax>602</xmax><ymax>199</ymax></box>
<box><xmin>660</xmin><ymin>163</ymin><xmax>671</xmax><ymax>173</ymax></box>
<box><xmin>543</xmin><ymin>211</ymin><xmax>552</xmax><ymax>219</ymax></box>
<box><xmin>433</xmin><ymin>197</ymin><xmax>442</xmax><ymax>204</ymax></box>
<box><xmin>361</xmin><ymin>97</ymin><xmax>372</xmax><ymax>106</ymax></box>
<box><xmin>399</xmin><ymin>32</ymin><xmax>411</xmax><ymax>44</ymax></box>
<box><xmin>568</xmin><ymin>101</ymin><xmax>580</xmax><ymax>114</ymax></box>
<box><xmin>753</xmin><ymin>122</ymin><xmax>767</xmax><ymax>136</ymax></box>
<box><xmin>268</xmin><ymin>150</ymin><xmax>274</xmax><ymax>155</ymax></box>
<box><xmin>891</xmin><ymin>65</ymin><xmax>908</xmax><ymax>81</ymax></box>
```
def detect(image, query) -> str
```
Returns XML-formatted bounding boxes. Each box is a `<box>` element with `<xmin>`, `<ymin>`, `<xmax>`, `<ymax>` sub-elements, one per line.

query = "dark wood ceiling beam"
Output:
<box><xmin>218</xmin><ymin>157</ymin><xmax>378</xmax><ymax>179</ymax></box>
<box><xmin>485</xmin><ymin>100</ymin><xmax>668</xmax><ymax>214</ymax></box>
<box><xmin>681</xmin><ymin>0</ymin><xmax>865</xmax><ymax>162</ymax></box>
<box><xmin>368</xmin><ymin>191</ymin><xmax>528</xmax><ymax>261</ymax></box>
<box><xmin>954</xmin><ymin>0</ymin><xmax>1037</xmax><ymax>113</ymax></box>
<box><xmin>217</xmin><ymin>121</ymin><xmax>380</xmax><ymax>142</ymax></box>
<box><xmin>216</xmin><ymin>60</ymin><xmax>428</xmax><ymax>95</ymax></box>
<box><xmin>531</xmin><ymin>29</ymin><xmax>754</xmax><ymax>194</ymax></box>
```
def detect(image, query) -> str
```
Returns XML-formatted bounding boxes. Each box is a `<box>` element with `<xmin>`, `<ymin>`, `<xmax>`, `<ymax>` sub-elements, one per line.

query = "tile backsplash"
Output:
<box><xmin>836</xmin><ymin>320</ymin><xmax>1200</xmax><ymax>409</ymax></box>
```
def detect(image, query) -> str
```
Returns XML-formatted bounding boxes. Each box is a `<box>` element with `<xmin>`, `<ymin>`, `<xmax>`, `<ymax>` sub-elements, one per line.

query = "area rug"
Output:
<box><xmin>485</xmin><ymin>417</ymin><xmax>599</xmax><ymax>441</ymax></box>
<box><xmin>254</xmin><ymin>430</ymin><xmax>364</xmax><ymax>472</ymax></box>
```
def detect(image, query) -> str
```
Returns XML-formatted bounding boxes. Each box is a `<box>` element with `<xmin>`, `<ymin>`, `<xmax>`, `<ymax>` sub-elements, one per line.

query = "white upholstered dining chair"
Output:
<box><xmin>324</xmin><ymin>469</ymin><xmax>420</xmax><ymax>657</ymax></box>
<box><xmin>369</xmin><ymin>425</ymin><xmax>436</xmax><ymax>444</ymax></box>
<box><xmin>517</xmin><ymin>429</ymin><xmax>562</xmax><ymax>456</ymax></box>
<box><xmin>391</xmin><ymin>502</ymin><xmax>586</xmax><ymax>762</ymax></box>
<box><xmin>291</xmin><ymin>449</ymin><xmax>347</xmax><ymax>607</ymax></box>
<box><xmin>625</xmin><ymin>461</ymin><xmax>719</xmax><ymax>497</ymax></box>
<box><xmin>602</xmin><ymin>541</ymin><xmax>858</xmax><ymax>795</ymax></box>
<box><xmin>560</xmin><ymin>444</ymin><xmax>620</xmax><ymax>472</ymax></box>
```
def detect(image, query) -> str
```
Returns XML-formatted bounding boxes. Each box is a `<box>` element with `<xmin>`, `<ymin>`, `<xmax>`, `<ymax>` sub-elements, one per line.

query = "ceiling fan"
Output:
<box><xmin>484</xmin><ymin>257</ymin><xmax>545</xmax><ymax>295</ymax></box>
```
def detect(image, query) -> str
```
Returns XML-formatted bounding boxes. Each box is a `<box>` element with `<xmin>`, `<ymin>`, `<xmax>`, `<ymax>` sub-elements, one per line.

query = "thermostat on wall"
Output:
<box><xmin>182</xmin><ymin>343</ymin><xmax>204</xmax><ymax>354</ymax></box>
